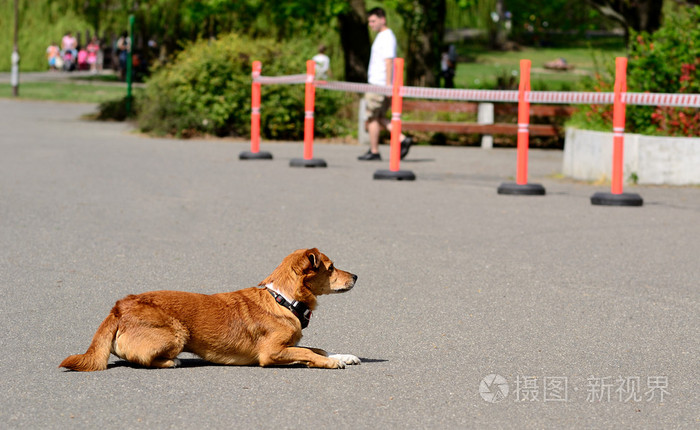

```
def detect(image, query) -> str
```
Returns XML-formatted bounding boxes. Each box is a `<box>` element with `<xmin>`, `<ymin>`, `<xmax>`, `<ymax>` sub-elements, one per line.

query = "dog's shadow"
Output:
<box><xmin>108</xmin><ymin>358</ymin><xmax>218</xmax><ymax>369</ymax></box>
<box><xmin>401</xmin><ymin>158</ymin><xmax>435</xmax><ymax>163</ymax></box>
<box><xmin>107</xmin><ymin>357</ymin><xmax>388</xmax><ymax>370</ymax></box>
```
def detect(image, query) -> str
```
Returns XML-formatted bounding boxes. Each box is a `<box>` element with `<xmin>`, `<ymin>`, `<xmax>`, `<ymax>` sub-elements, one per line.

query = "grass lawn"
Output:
<box><xmin>0</xmin><ymin>81</ymin><xmax>139</xmax><ymax>104</ymax></box>
<box><xmin>455</xmin><ymin>45</ymin><xmax>627</xmax><ymax>90</ymax></box>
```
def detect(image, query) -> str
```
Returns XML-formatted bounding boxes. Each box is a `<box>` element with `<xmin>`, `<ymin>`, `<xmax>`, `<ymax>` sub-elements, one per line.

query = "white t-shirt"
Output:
<box><xmin>367</xmin><ymin>28</ymin><xmax>397</xmax><ymax>86</ymax></box>
<box><xmin>312</xmin><ymin>53</ymin><xmax>330</xmax><ymax>79</ymax></box>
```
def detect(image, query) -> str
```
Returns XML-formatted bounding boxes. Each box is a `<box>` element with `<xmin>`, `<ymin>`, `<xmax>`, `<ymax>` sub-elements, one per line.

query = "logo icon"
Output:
<box><xmin>480</xmin><ymin>374</ymin><xmax>510</xmax><ymax>403</ymax></box>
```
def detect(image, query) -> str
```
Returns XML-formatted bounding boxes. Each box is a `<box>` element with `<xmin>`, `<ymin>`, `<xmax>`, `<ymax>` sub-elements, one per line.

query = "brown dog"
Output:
<box><xmin>59</xmin><ymin>248</ymin><xmax>360</xmax><ymax>371</ymax></box>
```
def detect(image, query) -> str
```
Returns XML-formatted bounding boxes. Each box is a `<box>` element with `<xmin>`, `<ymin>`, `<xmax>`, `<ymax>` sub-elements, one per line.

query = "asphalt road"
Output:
<box><xmin>0</xmin><ymin>99</ymin><xmax>698</xmax><ymax>428</ymax></box>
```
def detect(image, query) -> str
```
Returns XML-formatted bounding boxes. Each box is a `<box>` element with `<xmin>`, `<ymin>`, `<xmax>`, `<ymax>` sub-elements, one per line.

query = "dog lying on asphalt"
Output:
<box><xmin>60</xmin><ymin>248</ymin><xmax>360</xmax><ymax>371</ymax></box>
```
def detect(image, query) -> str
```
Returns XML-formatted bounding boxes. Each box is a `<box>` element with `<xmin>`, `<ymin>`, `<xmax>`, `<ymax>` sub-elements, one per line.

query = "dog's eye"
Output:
<box><xmin>328</xmin><ymin>264</ymin><xmax>334</xmax><ymax>271</ymax></box>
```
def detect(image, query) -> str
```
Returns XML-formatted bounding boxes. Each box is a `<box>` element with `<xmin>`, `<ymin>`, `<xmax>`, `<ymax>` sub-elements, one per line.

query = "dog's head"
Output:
<box><xmin>260</xmin><ymin>248</ymin><xmax>357</xmax><ymax>308</ymax></box>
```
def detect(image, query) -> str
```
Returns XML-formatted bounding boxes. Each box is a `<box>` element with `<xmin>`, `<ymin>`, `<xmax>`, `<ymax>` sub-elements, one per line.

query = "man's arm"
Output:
<box><xmin>384</xmin><ymin>57</ymin><xmax>393</xmax><ymax>86</ymax></box>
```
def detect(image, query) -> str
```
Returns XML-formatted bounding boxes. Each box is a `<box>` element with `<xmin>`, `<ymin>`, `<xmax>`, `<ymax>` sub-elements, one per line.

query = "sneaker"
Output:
<box><xmin>400</xmin><ymin>136</ymin><xmax>413</xmax><ymax>160</ymax></box>
<box><xmin>358</xmin><ymin>150</ymin><xmax>381</xmax><ymax>161</ymax></box>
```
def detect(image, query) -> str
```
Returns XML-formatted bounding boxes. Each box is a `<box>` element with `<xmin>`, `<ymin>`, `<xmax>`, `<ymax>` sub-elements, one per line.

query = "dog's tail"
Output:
<box><xmin>59</xmin><ymin>310</ymin><xmax>119</xmax><ymax>371</ymax></box>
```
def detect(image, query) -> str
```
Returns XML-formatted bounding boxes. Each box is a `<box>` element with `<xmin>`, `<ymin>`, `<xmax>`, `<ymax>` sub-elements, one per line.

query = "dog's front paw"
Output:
<box><xmin>328</xmin><ymin>353</ymin><xmax>361</xmax><ymax>366</ymax></box>
<box><xmin>329</xmin><ymin>357</ymin><xmax>346</xmax><ymax>369</ymax></box>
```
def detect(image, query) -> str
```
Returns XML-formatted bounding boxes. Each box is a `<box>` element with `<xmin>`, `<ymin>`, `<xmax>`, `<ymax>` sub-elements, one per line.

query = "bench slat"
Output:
<box><xmin>402</xmin><ymin>100</ymin><xmax>479</xmax><ymax>113</ymax></box>
<box><xmin>494</xmin><ymin>104</ymin><xmax>575</xmax><ymax>116</ymax></box>
<box><xmin>402</xmin><ymin>121</ymin><xmax>559</xmax><ymax>136</ymax></box>
<box><xmin>402</xmin><ymin>100</ymin><xmax>574</xmax><ymax>117</ymax></box>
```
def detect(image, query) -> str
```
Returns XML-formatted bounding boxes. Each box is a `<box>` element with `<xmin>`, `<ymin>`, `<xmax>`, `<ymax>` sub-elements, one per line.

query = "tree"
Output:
<box><xmin>586</xmin><ymin>0</ymin><xmax>664</xmax><ymax>40</ymax></box>
<box><xmin>394</xmin><ymin>0</ymin><xmax>447</xmax><ymax>86</ymax></box>
<box><xmin>337</xmin><ymin>0</ymin><xmax>370</xmax><ymax>82</ymax></box>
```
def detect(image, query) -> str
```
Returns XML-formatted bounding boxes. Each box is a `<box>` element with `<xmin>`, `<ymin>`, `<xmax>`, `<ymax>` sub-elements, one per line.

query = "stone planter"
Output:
<box><xmin>563</xmin><ymin>127</ymin><xmax>700</xmax><ymax>185</ymax></box>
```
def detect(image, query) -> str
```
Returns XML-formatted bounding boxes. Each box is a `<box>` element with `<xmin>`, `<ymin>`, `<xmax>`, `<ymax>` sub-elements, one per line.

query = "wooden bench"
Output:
<box><xmin>401</xmin><ymin>100</ymin><xmax>575</xmax><ymax>138</ymax></box>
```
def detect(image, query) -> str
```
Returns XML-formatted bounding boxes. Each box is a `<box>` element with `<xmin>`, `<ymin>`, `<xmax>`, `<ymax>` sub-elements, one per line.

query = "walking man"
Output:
<box><xmin>358</xmin><ymin>7</ymin><xmax>412</xmax><ymax>161</ymax></box>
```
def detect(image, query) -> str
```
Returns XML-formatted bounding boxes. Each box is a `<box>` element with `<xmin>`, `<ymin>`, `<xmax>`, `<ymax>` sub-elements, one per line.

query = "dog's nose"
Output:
<box><xmin>351</xmin><ymin>274</ymin><xmax>358</xmax><ymax>283</ymax></box>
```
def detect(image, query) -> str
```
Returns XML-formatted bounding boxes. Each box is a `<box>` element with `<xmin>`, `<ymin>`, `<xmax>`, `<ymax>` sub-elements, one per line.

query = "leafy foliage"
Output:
<box><xmin>136</xmin><ymin>33</ymin><xmax>350</xmax><ymax>139</ymax></box>
<box><xmin>625</xmin><ymin>6</ymin><xmax>700</xmax><ymax>136</ymax></box>
<box><xmin>568</xmin><ymin>6</ymin><xmax>700</xmax><ymax>137</ymax></box>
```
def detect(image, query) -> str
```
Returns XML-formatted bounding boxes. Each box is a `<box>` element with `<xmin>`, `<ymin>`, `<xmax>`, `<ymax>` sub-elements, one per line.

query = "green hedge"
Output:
<box><xmin>137</xmin><ymin>33</ymin><xmax>350</xmax><ymax>139</ymax></box>
<box><xmin>568</xmin><ymin>6</ymin><xmax>699</xmax><ymax>137</ymax></box>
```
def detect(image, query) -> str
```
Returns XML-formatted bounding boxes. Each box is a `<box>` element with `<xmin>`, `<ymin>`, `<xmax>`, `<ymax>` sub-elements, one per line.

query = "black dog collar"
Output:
<box><xmin>266</xmin><ymin>287</ymin><xmax>312</xmax><ymax>329</ymax></box>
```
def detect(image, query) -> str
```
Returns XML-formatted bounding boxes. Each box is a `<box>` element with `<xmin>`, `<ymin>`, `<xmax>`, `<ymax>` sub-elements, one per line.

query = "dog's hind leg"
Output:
<box><xmin>113</xmin><ymin>308</ymin><xmax>188</xmax><ymax>369</ymax></box>
<box><xmin>149</xmin><ymin>357</ymin><xmax>182</xmax><ymax>368</ymax></box>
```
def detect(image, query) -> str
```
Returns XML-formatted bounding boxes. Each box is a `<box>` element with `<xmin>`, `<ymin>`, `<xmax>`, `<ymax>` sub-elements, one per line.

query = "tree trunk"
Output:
<box><xmin>586</xmin><ymin>0</ymin><xmax>664</xmax><ymax>42</ymax></box>
<box><xmin>337</xmin><ymin>0</ymin><xmax>370</xmax><ymax>83</ymax></box>
<box><xmin>403</xmin><ymin>0</ymin><xmax>446</xmax><ymax>87</ymax></box>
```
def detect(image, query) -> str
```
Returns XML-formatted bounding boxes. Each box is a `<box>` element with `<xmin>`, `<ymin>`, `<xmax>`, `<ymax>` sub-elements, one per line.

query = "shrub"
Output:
<box><xmin>96</xmin><ymin>96</ymin><xmax>138</xmax><ymax>121</ymax></box>
<box><xmin>568</xmin><ymin>6</ymin><xmax>699</xmax><ymax>137</ymax></box>
<box><xmin>136</xmin><ymin>33</ymin><xmax>350</xmax><ymax>139</ymax></box>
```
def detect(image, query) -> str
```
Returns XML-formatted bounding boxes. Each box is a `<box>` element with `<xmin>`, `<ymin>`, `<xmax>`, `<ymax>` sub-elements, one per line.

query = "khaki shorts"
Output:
<box><xmin>364</xmin><ymin>92</ymin><xmax>392</xmax><ymax>121</ymax></box>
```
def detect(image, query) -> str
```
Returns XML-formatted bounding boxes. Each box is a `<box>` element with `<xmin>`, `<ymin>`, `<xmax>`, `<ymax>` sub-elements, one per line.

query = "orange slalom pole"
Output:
<box><xmin>589</xmin><ymin>56</ymin><xmax>640</xmax><ymax>205</ymax></box>
<box><xmin>373</xmin><ymin>57</ymin><xmax>414</xmax><ymax>181</ymax></box>
<box><xmin>389</xmin><ymin>58</ymin><xmax>404</xmax><ymax>172</ymax></box>
<box><xmin>516</xmin><ymin>59</ymin><xmax>531</xmax><ymax>185</ymax></box>
<box><xmin>497</xmin><ymin>59</ymin><xmax>543</xmax><ymax>195</ymax></box>
<box><xmin>250</xmin><ymin>61</ymin><xmax>262</xmax><ymax>153</ymax></box>
<box><xmin>303</xmin><ymin>60</ymin><xmax>316</xmax><ymax>160</ymax></box>
<box><xmin>611</xmin><ymin>57</ymin><xmax>627</xmax><ymax>195</ymax></box>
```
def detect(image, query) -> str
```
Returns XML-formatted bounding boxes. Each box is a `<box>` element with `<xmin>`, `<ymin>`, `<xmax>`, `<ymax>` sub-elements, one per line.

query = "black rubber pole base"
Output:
<box><xmin>591</xmin><ymin>192</ymin><xmax>643</xmax><ymax>206</ymax></box>
<box><xmin>239</xmin><ymin>150</ymin><xmax>273</xmax><ymax>160</ymax></box>
<box><xmin>290</xmin><ymin>158</ymin><xmax>327</xmax><ymax>168</ymax></box>
<box><xmin>373</xmin><ymin>169</ymin><xmax>416</xmax><ymax>181</ymax></box>
<box><xmin>497</xmin><ymin>182</ymin><xmax>546</xmax><ymax>195</ymax></box>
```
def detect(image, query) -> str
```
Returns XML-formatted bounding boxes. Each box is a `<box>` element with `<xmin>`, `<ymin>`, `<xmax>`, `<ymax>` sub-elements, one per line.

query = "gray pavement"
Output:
<box><xmin>0</xmin><ymin>99</ymin><xmax>698</xmax><ymax>428</ymax></box>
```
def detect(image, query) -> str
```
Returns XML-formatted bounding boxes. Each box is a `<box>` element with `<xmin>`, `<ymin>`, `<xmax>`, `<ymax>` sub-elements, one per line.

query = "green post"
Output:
<box><xmin>125</xmin><ymin>14</ymin><xmax>134</xmax><ymax>117</ymax></box>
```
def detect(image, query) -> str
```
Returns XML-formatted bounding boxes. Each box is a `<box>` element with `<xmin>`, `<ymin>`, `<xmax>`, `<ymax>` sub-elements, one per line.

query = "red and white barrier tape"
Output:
<box><xmin>623</xmin><ymin>92</ymin><xmax>700</xmax><ymax>108</ymax></box>
<box><xmin>401</xmin><ymin>86</ymin><xmax>519</xmax><ymax>102</ymax></box>
<box><xmin>527</xmin><ymin>91</ymin><xmax>613</xmax><ymax>105</ymax></box>
<box><xmin>254</xmin><ymin>74</ymin><xmax>307</xmax><ymax>85</ymax></box>
<box><xmin>316</xmin><ymin>81</ymin><xmax>393</xmax><ymax>96</ymax></box>
<box><xmin>255</xmin><ymin>75</ymin><xmax>700</xmax><ymax>108</ymax></box>
<box><xmin>528</xmin><ymin>90</ymin><xmax>700</xmax><ymax>107</ymax></box>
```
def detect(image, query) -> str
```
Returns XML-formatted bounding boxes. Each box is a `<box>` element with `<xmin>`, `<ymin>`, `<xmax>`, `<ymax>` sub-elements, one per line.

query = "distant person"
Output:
<box><xmin>61</xmin><ymin>32</ymin><xmax>77</xmax><ymax>51</ymax></box>
<box><xmin>62</xmin><ymin>49</ymin><xmax>76</xmax><ymax>72</ymax></box>
<box><xmin>440</xmin><ymin>52</ymin><xmax>451</xmax><ymax>88</ymax></box>
<box><xmin>77</xmin><ymin>46</ymin><xmax>89</xmax><ymax>70</ymax></box>
<box><xmin>448</xmin><ymin>44</ymin><xmax>457</xmax><ymax>81</ymax></box>
<box><xmin>440</xmin><ymin>44</ymin><xmax>457</xmax><ymax>88</ymax></box>
<box><xmin>96</xmin><ymin>38</ymin><xmax>104</xmax><ymax>72</ymax></box>
<box><xmin>116</xmin><ymin>31</ymin><xmax>131</xmax><ymax>80</ymax></box>
<box><xmin>132</xmin><ymin>52</ymin><xmax>142</xmax><ymax>81</ymax></box>
<box><xmin>86</xmin><ymin>36</ymin><xmax>100</xmax><ymax>73</ymax></box>
<box><xmin>358</xmin><ymin>7</ymin><xmax>412</xmax><ymax>161</ymax></box>
<box><xmin>61</xmin><ymin>31</ymin><xmax>78</xmax><ymax>71</ymax></box>
<box><xmin>61</xmin><ymin>31</ymin><xmax>77</xmax><ymax>57</ymax></box>
<box><xmin>46</xmin><ymin>42</ymin><xmax>60</xmax><ymax>71</ymax></box>
<box><xmin>312</xmin><ymin>44</ymin><xmax>331</xmax><ymax>79</ymax></box>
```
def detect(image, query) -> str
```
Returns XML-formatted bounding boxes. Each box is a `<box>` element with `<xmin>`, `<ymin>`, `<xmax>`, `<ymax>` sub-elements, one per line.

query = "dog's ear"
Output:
<box><xmin>306</xmin><ymin>248</ymin><xmax>321</xmax><ymax>270</ymax></box>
